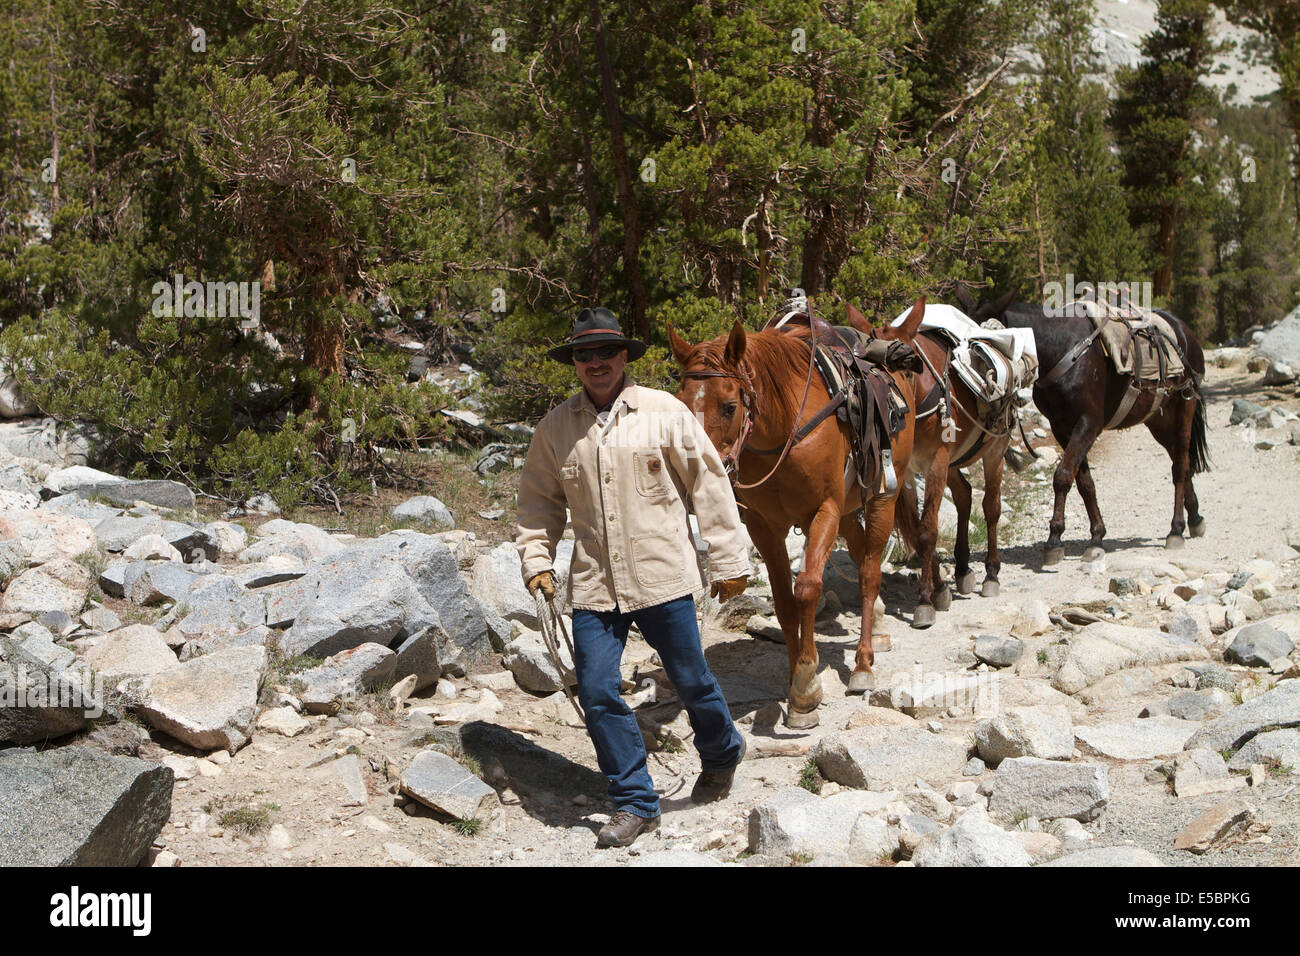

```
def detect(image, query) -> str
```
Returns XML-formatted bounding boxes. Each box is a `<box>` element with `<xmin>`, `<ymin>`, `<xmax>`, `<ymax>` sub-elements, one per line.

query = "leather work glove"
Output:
<box><xmin>527</xmin><ymin>571</ymin><xmax>556</xmax><ymax>600</ymax></box>
<box><xmin>710</xmin><ymin>576</ymin><xmax>749</xmax><ymax>603</ymax></box>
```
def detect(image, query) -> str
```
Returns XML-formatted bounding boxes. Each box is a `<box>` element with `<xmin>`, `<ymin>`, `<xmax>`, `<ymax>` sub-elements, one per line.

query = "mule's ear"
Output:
<box><xmin>991</xmin><ymin>289</ymin><xmax>1016</xmax><ymax>316</ymax></box>
<box><xmin>953</xmin><ymin>283</ymin><xmax>975</xmax><ymax>312</ymax></box>
<box><xmin>725</xmin><ymin>321</ymin><xmax>747</xmax><ymax>366</ymax></box>
<box><xmin>845</xmin><ymin>302</ymin><xmax>872</xmax><ymax>334</ymax></box>
<box><xmin>667</xmin><ymin>323</ymin><xmax>693</xmax><ymax>365</ymax></box>
<box><xmin>897</xmin><ymin>296</ymin><xmax>926</xmax><ymax>341</ymax></box>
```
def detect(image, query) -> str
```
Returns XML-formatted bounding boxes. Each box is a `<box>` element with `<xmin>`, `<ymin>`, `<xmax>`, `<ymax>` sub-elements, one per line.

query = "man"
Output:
<box><xmin>515</xmin><ymin>306</ymin><xmax>751</xmax><ymax>848</ymax></box>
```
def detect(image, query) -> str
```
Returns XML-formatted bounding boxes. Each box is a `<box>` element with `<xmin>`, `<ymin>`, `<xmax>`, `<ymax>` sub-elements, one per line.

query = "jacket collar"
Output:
<box><xmin>574</xmin><ymin>377</ymin><xmax>640</xmax><ymax>417</ymax></box>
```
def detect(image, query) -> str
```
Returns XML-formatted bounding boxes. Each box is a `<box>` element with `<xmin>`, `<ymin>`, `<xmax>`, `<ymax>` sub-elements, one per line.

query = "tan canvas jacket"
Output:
<box><xmin>515</xmin><ymin>380</ymin><xmax>751</xmax><ymax>612</ymax></box>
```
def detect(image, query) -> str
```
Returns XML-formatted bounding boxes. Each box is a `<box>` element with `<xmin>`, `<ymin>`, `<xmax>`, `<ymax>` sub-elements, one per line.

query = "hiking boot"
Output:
<box><xmin>691</xmin><ymin>735</ymin><xmax>747</xmax><ymax>804</ymax></box>
<box><xmin>597</xmin><ymin>810</ymin><xmax>660</xmax><ymax>848</ymax></box>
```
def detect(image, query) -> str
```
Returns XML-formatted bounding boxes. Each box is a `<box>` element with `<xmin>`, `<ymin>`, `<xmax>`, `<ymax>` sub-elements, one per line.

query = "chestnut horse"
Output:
<box><xmin>850</xmin><ymin>303</ymin><xmax>1014</xmax><ymax>627</ymax></box>
<box><xmin>959</xmin><ymin>287</ymin><xmax>1209</xmax><ymax>561</ymax></box>
<box><xmin>668</xmin><ymin>302</ymin><xmax>925</xmax><ymax>728</ymax></box>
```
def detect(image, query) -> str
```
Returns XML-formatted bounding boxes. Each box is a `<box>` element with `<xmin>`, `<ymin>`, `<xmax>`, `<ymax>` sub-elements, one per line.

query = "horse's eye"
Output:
<box><xmin>721</xmin><ymin>402</ymin><xmax>738</xmax><ymax>418</ymax></box>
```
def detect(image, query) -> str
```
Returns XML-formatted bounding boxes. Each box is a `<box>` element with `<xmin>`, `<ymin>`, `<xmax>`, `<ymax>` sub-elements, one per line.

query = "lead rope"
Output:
<box><xmin>534</xmin><ymin>591</ymin><xmax>585</xmax><ymax>724</ymax></box>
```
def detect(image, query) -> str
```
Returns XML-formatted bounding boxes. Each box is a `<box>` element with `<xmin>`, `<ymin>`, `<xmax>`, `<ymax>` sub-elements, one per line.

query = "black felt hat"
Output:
<box><xmin>547</xmin><ymin>307</ymin><xmax>648</xmax><ymax>364</ymax></box>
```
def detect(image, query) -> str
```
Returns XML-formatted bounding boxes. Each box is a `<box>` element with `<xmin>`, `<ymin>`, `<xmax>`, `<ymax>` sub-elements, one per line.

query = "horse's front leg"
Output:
<box><xmin>786</xmin><ymin>501</ymin><xmax>840</xmax><ymax>728</ymax></box>
<box><xmin>843</xmin><ymin>492</ymin><xmax>898</xmax><ymax>692</ymax></box>
<box><xmin>1045</xmin><ymin>416</ymin><xmax>1100</xmax><ymax>565</ymax></box>
<box><xmin>741</xmin><ymin>508</ymin><xmax>797</xmax><ymax>677</ymax></box>
<box><xmin>948</xmin><ymin>467</ymin><xmax>976</xmax><ymax>595</ymax></box>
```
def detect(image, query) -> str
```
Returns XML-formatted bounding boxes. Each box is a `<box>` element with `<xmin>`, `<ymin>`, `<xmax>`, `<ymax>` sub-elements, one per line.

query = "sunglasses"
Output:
<box><xmin>573</xmin><ymin>344</ymin><xmax>623</xmax><ymax>363</ymax></box>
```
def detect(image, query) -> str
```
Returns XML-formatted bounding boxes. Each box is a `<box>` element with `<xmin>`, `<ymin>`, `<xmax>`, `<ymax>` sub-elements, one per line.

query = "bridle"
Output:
<box><xmin>679</xmin><ymin>328</ymin><xmax>820</xmax><ymax>491</ymax></box>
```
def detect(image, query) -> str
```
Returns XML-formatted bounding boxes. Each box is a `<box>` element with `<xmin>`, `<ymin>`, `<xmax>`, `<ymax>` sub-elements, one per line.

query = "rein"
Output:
<box><xmin>680</xmin><ymin>326</ymin><xmax>821</xmax><ymax>491</ymax></box>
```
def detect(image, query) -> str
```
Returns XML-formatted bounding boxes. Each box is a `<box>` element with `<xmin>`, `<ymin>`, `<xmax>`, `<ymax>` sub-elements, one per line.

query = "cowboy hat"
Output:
<box><xmin>547</xmin><ymin>307</ymin><xmax>648</xmax><ymax>364</ymax></box>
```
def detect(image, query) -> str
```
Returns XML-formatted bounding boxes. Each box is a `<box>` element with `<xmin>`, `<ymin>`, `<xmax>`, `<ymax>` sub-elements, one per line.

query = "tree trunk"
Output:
<box><xmin>1153</xmin><ymin>203</ymin><xmax>1178</xmax><ymax>299</ymax></box>
<box><xmin>590</xmin><ymin>0</ymin><xmax>648</xmax><ymax>341</ymax></box>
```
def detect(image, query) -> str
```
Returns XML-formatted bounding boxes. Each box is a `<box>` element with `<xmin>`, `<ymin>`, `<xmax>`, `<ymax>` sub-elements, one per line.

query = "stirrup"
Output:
<box><xmin>880</xmin><ymin>449</ymin><xmax>898</xmax><ymax>494</ymax></box>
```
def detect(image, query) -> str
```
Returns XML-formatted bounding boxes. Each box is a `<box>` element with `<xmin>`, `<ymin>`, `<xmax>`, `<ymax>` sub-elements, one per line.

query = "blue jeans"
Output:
<box><xmin>571</xmin><ymin>596</ymin><xmax>743</xmax><ymax>819</ymax></box>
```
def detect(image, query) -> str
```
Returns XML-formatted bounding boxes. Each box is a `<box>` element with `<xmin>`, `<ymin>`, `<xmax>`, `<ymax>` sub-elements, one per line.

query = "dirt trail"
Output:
<box><xmin>153</xmin><ymin>362</ymin><xmax>1300</xmax><ymax>866</ymax></box>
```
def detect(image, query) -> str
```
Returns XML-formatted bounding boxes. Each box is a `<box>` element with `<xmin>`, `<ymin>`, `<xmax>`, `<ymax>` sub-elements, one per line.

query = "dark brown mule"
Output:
<box><xmin>847</xmin><ymin>303</ymin><xmax>1014</xmax><ymax>628</ymax></box>
<box><xmin>668</xmin><ymin>302</ymin><xmax>926</xmax><ymax>728</ymax></box>
<box><xmin>961</xmin><ymin>288</ymin><xmax>1209</xmax><ymax>561</ymax></box>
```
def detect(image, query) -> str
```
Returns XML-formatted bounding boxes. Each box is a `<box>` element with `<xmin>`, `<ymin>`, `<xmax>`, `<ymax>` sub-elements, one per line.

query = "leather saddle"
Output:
<box><xmin>762</xmin><ymin>310</ymin><xmax>910</xmax><ymax>495</ymax></box>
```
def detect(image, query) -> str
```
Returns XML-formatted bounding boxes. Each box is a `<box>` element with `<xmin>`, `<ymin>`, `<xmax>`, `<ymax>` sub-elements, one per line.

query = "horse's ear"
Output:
<box><xmin>991</xmin><ymin>289</ymin><xmax>1016</xmax><ymax>316</ymax></box>
<box><xmin>845</xmin><ymin>302</ymin><xmax>872</xmax><ymax>334</ymax></box>
<box><xmin>897</xmin><ymin>296</ymin><xmax>926</xmax><ymax>341</ymax></box>
<box><xmin>667</xmin><ymin>323</ymin><xmax>693</xmax><ymax>365</ymax></box>
<box><xmin>725</xmin><ymin>321</ymin><xmax>747</xmax><ymax>366</ymax></box>
<box><xmin>953</xmin><ymin>283</ymin><xmax>974</xmax><ymax>312</ymax></box>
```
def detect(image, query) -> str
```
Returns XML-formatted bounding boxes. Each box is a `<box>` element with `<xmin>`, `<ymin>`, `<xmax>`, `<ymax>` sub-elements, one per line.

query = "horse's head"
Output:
<box><xmin>954</xmin><ymin>282</ymin><xmax>1015</xmax><ymax>323</ymax></box>
<box><xmin>669</xmin><ymin>321</ymin><xmax>753</xmax><ymax>465</ymax></box>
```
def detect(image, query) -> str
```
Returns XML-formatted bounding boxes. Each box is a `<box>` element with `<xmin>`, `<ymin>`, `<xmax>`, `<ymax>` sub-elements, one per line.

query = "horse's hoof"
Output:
<box><xmin>912</xmin><ymin>604</ymin><xmax>936</xmax><ymax>629</ymax></box>
<box><xmin>1189</xmin><ymin>519</ymin><xmax>1206</xmax><ymax>538</ymax></box>
<box><xmin>980</xmin><ymin>579</ymin><xmax>1000</xmax><ymax>598</ymax></box>
<box><xmin>955</xmin><ymin>571</ymin><xmax>976</xmax><ymax>595</ymax></box>
<box><xmin>1165</xmin><ymin>534</ymin><xmax>1185</xmax><ymax>551</ymax></box>
<box><xmin>1082</xmin><ymin>546</ymin><xmax>1105</xmax><ymax>562</ymax></box>
<box><xmin>847</xmin><ymin>670</ymin><xmax>875</xmax><ymax>694</ymax></box>
<box><xmin>1043</xmin><ymin>545</ymin><xmax>1064</xmax><ymax>566</ymax></box>
<box><xmin>789</xmin><ymin>662</ymin><xmax>823</xmax><ymax>712</ymax></box>
<box><xmin>784</xmin><ymin>707</ymin><xmax>820</xmax><ymax>730</ymax></box>
<box><xmin>933</xmin><ymin>586</ymin><xmax>953</xmax><ymax>612</ymax></box>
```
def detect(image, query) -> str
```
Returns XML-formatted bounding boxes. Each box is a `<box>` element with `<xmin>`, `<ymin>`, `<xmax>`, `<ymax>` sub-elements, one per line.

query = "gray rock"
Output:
<box><xmin>812</xmin><ymin>726</ymin><xmax>969</xmax><ymax>791</ymax></box>
<box><xmin>1227</xmin><ymin>729</ymin><xmax>1300</xmax><ymax>773</ymax></box>
<box><xmin>975</xmin><ymin>706</ymin><xmax>1074</xmax><ymax>764</ymax></box>
<box><xmin>93</xmin><ymin>514</ymin><xmax>165</xmax><ymax>552</ymax></box>
<box><xmin>1226</xmin><ymin>623</ymin><xmax>1295</xmax><ymax>667</ymax></box>
<box><xmin>297</xmin><ymin>643</ymin><xmax>397</xmax><ymax>715</ymax></box>
<box><xmin>0</xmin><ymin>510</ymin><xmax>96</xmax><ymax>565</ymax></box>
<box><xmin>1185</xmin><ymin>679</ymin><xmax>1300</xmax><ymax>752</ymax></box>
<box><xmin>747</xmin><ymin>787</ymin><xmax>897</xmax><ymax>863</ymax></box>
<box><xmin>262</xmin><ymin>574</ymin><xmax>314</xmax><ymax>629</ymax></box>
<box><xmin>0</xmin><ymin>746</ymin><xmax>172</xmax><ymax>865</ymax></box>
<box><xmin>390</xmin><ymin>625</ymin><xmax>460</xmax><ymax>692</ymax></box>
<box><xmin>246</xmin><ymin>492</ymin><xmax>280</xmax><ymax>514</ymax></box>
<box><xmin>990</xmin><ymin>757</ymin><xmax>1109</xmax><ymax>822</ymax></box>
<box><xmin>1</xmin><ymin>558</ymin><xmax>92</xmax><ymax>617</ymax></box>
<box><xmin>0</xmin><ymin>636</ymin><xmax>100</xmax><ymax>744</ymax></box>
<box><xmin>239</xmin><ymin>519</ymin><xmax>341</xmax><ymax>564</ymax></box>
<box><xmin>911</xmin><ymin>808</ymin><xmax>1032</xmax><ymax>867</ymax></box>
<box><xmin>1158</xmin><ymin>689</ymin><xmax>1233</xmax><ymax>721</ymax></box>
<box><xmin>12</xmin><ymin>622</ymin><xmax>75</xmax><ymax>670</ymax></box>
<box><xmin>179</xmin><ymin>624</ymin><xmax>272</xmax><ymax>661</ymax></box>
<box><xmin>0</xmin><ymin>419</ymin><xmax>94</xmax><ymax>466</ymax></box>
<box><xmin>232</xmin><ymin>556</ymin><xmax>305</xmax><ymax>589</ymax></box>
<box><xmin>1075</xmin><ymin>717</ymin><xmax>1197</xmax><ymax>760</ymax></box>
<box><xmin>1050</xmin><ymin>622</ymin><xmax>1210</xmax><ymax>697</ymax></box>
<box><xmin>1167</xmin><ymin>605</ymin><xmax>1213</xmax><ymax>644</ymax></box>
<box><xmin>0</xmin><ymin>539</ymin><xmax>23</xmax><ymax>582</ymax></box>
<box><xmin>278</xmin><ymin>547</ymin><xmax>440</xmax><ymax>659</ymax></box>
<box><xmin>1174</xmin><ymin>798</ymin><xmax>1256</xmax><ymax>853</ymax></box>
<box><xmin>359</xmin><ymin>532</ymin><xmax>493</xmax><ymax>660</ymax></box>
<box><xmin>161</xmin><ymin>521</ymin><xmax>219</xmax><ymax>563</ymax></box>
<box><xmin>393</xmin><ymin>495</ymin><xmax>455</xmax><ymax>530</ymax></box>
<box><xmin>1232</xmin><ymin>398</ymin><xmax>1263</xmax><ymax>424</ymax></box>
<box><xmin>40</xmin><ymin>494</ymin><xmax>122</xmax><ymax>523</ymax></box>
<box><xmin>1195</xmin><ymin>663</ymin><xmax>1237</xmax><ymax>693</ymax></box>
<box><xmin>627</xmin><ymin>850</ymin><xmax>730</xmax><ymax>867</ymax></box>
<box><xmin>174</xmin><ymin>576</ymin><xmax>267</xmax><ymax>643</ymax></box>
<box><xmin>81</xmin><ymin>624</ymin><xmax>179</xmax><ymax>685</ymax></box>
<box><xmin>963</xmin><ymin>757</ymin><xmax>986</xmax><ymax>776</ymax></box>
<box><xmin>869</xmin><ymin>671</ymin><xmax>998</xmax><ymax>718</ymax></box>
<box><xmin>36</xmin><ymin>609</ymin><xmax>76</xmax><ymax>636</ymax></box>
<box><xmin>502</xmin><ymin>627</ymin><xmax>575</xmax><ymax>693</ymax></box>
<box><xmin>1257</xmin><ymin>314</ymin><xmax>1300</xmax><ymax>369</ymax></box>
<box><xmin>974</xmin><ymin>635</ymin><xmax>1024</xmax><ymax>668</ymax></box>
<box><xmin>1174</xmin><ymin>748</ymin><xmax>1238</xmax><ymax>797</ymax></box>
<box><xmin>137</xmin><ymin>645</ymin><xmax>266</xmax><ymax>753</ymax></box>
<box><xmin>471</xmin><ymin>543</ymin><xmax>537</xmax><ymax>627</ymax></box>
<box><xmin>74</xmin><ymin>479</ymin><xmax>195</xmax><ymax>512</ymax></box>
<box><xmin>1109</xmin><ymin>576</ymin><xmax>1139</xmax><ymax>597</ymax></box>
<box><xmin>1038</xmin><ymin>846</ymin><xmax>1163</xmax><ymax>867</ymax></box>
<box><xmin>401</xmin><ymin>750</ymin><xmax>498</xmax><ymax>821</ymax></box>
<box><xmin>204</xmin><ymin>521</ymin><xmax>248</xmax><ymax>556</ymax></box>
<box><xmin>129</xmin><ymin>561</ymin><xmax>205</xmax><ymax>606</ymax></box>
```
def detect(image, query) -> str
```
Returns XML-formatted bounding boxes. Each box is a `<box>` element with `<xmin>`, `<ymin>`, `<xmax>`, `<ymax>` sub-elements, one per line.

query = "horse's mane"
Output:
<box><xmin>691</xmin><ymin>325</ymin><xmax>817</xmax><ymax>427</ymax></box>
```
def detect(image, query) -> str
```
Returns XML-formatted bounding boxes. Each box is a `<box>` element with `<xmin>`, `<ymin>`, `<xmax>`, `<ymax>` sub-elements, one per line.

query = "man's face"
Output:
<box><xmin>575</xmin><ymin>344</ymin><xmax>628</xmax><ymax>401</ymax></box>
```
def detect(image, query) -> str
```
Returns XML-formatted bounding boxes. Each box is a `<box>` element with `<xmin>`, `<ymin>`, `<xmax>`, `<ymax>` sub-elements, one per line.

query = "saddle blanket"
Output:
<box><xmin>1070</xmin><ymin>299</ymin><xmax>1184</xmax><ymax>381</ymax></box>
<box><xmin>891</xmin><ymin>303</ymin><xmax>1039</xmax><ymax>404</ymax></box>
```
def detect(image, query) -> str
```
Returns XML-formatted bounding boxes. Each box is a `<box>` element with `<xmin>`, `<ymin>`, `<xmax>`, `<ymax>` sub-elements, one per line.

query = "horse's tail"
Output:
<box><xmin>1189</xmin><ymin>385</ymin><xmax>1211</xmax><ymax>476</ymax></box>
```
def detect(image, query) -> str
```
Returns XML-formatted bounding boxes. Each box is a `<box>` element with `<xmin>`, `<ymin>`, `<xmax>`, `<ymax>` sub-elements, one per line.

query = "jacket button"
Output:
<box><xmin>604</xmin><ymin>474</ymin><xmax>612</xmax><ymax>483</ymax></box>
<box><xmin>612</xmin><ymin>553</ymin><xmax>621</xmax><ymax>562</ymax></box>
